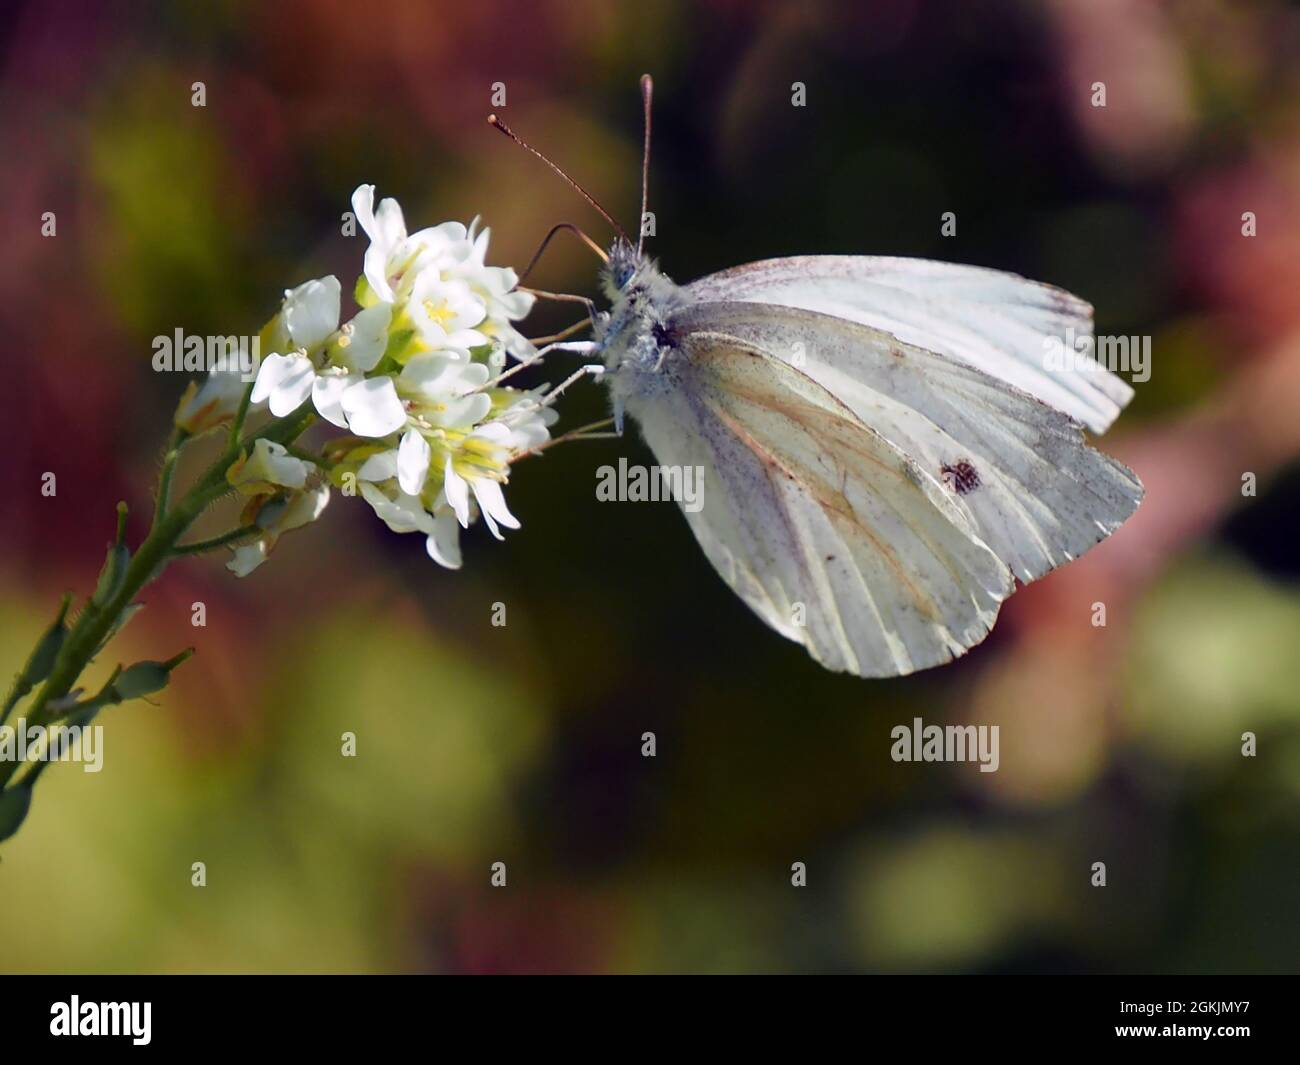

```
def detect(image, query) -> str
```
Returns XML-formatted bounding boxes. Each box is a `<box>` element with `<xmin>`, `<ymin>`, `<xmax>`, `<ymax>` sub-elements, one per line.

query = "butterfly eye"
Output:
<box><xmin>615</xmin><ymin>263</ymin><xmax>635</xmax><ymax>288</ymax></box>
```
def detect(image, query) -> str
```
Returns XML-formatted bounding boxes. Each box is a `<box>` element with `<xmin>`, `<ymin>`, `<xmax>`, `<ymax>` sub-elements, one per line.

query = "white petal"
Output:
<box><xmin>270</xmin><ymin>370</ymin><xmax>316</xmax><ymax>417</ymax></box>
<box><xmin>496</xmin><ymin>323</ymin><xmax>536</xmax><ymax>358</ymax></box>
<box><xmin>237</xmin><ymin>439</ymin><xmax>309</xmax><ymax>490</ymax></box>
<box><xmin>251</xmin><ymin>352</ymin><xmax>304</xmax><ymax>405</ymax></box>
<box><xmin>278</xmin><ymin>484</ymin><xmax>330</xmax><ymax>532</ymax></box>
<box><xmin>341</xmin><ymin>376</ymin><xmax>406</xmax><ymax>437</ymax></box>
<box><xmin>357</xmin><ymin>449</ymin><xmax>399</xmax><ymax>482</ymax></box>
<box><xmin>445</xmin><ymin>329</ymin><xmax>490</xmax><ymax>351</ymax></box>
<box><xmin>227</xmin><ymin>541</ymin><xmax>269</xmax><ymax>577</ymax></box>
<box><xmin>399</xmin><ymin>353</ymin><xmax>488</xmax><ymax>397</ymax></box>
<box><xmin>338</xmin><ymin>303</ymin><xmax>392</xmax><ymax>372</ymax></box>
<box><xmin>397</xmin><ymin>429</ymin><xmax>432</xmax><ymax>496</ymax></box>
<box><xmin>429</xmin><ymin>392</ymin><xmax>492</xmax><ymax>429</ymax></box>
<box><xmin>360</xmin><ymin>483</ymin><xmax>432</xmax><ymax>534</ymax></box>
<box><xmin>470</xmin><ymin>219</ymin><xmax>490</xmax><ymax>261</ymax></box>
<box><xmin>373</xmin><ymin>197</ymin><xmax>407</xmax><ymax>249</ymax></box>
<box><xmin>399</xmin><ymin>352</ymin><xmax>460</xmax><ymax>394</ymax></box>
<box><xmin>472</xmin><ymin>421</ymin><xmax>515</xmax><ymax>446</ymax></box>
<box><xmin>252</xmin><ymin>352</ymin><xmax>317</xmax><ymax>417</ymax></box>
<box><xmin>425</xmin><ymin>510</ymin><xmax>462</xmax><ymax>569</ymax></box>
<box><xmin>470</xmin><ymin>477</ymin><xmax>519</xmax><ymax>540</ymax></box>
<box><xmin>443</xmin><ymin>456</ymin><xmax>470</xmax><ymax>527</ymax></box>
<box><xmin>284</xmin><ymin>276</ymin><xmax>341</xmax><ymax>350</ymax></box>
<box><xmin>412</xmin><ymin>278</ymin><xmax>486</xmax><ymax>329</ymax></box>
<box><xmin>351</xmin><ymin>184</ymin><xmax>378</xmax><ymax>240</ymax></box>
<box><xmin>457</xmin><ymin>362</ymin><xmax>492</xmax><ymax>388</ymax></box>
<box><xmin>494</xmin><ymin>286</ymin><xmax>534</xmax><ymax>321</ymax></box>
<box><xmin>409</xmin><ymin>220</ymin><xmax>468</xmax><ymax>248</ymax></box>
<box><xmin>312</xmin><ymin>373</ymin><xmax>356</xmax><ymax>428</ymax></box>
<box><xmin>363</xmin><ymin>245</ymin><xmax>395</xmax><ymax>304</ymax></box>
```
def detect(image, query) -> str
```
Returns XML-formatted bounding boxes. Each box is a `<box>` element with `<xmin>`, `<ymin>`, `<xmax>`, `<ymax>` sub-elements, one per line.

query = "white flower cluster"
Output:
<box><xmin>176</xmin><ymin>185</ymin><xmax>554</xmax><ymax>575</ymax></box>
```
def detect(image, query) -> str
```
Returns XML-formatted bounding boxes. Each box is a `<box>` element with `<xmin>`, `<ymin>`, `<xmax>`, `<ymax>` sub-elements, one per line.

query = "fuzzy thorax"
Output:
<box><xmin>596</xmin><ymin>244</ymin><xmax>683</xmax><ymax>390</ymax></box>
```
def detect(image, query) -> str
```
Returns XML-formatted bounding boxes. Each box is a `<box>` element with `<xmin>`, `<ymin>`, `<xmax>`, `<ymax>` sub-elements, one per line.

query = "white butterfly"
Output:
<box><xmin>493</xmin><ymin>77</ymin><xmax>1143</xmax><ymax>678</ymax></box>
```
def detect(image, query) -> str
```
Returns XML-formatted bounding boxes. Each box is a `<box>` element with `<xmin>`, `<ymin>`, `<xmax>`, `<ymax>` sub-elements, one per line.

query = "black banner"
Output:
<box><xmin>0</xmin><ymin>975</ymin><xmax>1291</xmax><ymax>1050</ymax></box>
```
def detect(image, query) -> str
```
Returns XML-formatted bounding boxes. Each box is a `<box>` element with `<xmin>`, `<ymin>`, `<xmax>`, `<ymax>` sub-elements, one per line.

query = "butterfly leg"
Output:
<box><xmin>510</xmin><ymin>417</ymin><xmax>619</xmax><ymax>463</ymax></box>
<box><xmin>490</xmin><ymin>340</ymin><xmax>601</xmax><ymax>387</ymax></box>
<box><xmin>527</xmin><ymin>318</ymin><xmax>593</xmax><ymax>345</ymax></box>
<box><xmin>541</xmin><ymin>362</ymin><xmax>606</xmax><ymax>408</ymax></box>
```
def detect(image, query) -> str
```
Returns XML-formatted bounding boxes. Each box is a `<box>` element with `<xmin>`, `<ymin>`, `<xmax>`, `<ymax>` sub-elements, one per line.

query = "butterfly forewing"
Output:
<box><xmin>684</xmin><ymin>255</ymin><xmax>1133</xmax><ymax>435</ymax></box>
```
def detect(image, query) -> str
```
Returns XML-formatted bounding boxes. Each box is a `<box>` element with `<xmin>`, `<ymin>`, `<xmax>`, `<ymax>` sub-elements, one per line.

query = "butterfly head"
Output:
<box><xmin>602</xmin><ymin>238</ymin><xmax>643</xmax><ymax>298</ymax></box>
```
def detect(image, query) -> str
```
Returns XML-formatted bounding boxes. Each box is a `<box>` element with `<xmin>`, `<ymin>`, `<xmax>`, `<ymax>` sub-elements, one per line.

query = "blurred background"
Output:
<box><xmin>2</xmin><ymin>0</ymin><xmax>1299</xmax><ymax>973</ymax></box>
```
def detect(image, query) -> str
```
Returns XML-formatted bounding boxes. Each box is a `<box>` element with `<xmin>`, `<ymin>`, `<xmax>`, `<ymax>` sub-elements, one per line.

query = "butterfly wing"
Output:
<box><xmin>684</xmin><ymin>255</ymin><xmax>1133</xmax><ymax>435</ymax></box>
<box><xmin>672</xmin><ymin>300</ymin><xmax>1143</xmax><ymax>584</ymax></box>
<box><xmin>623</xmin><ymin>330</ymin><xmax>1015</xmax><ymax>677</ymax></box>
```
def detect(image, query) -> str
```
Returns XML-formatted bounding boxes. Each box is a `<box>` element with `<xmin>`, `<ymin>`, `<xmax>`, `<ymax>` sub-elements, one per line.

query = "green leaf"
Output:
<box><xmin>0</xmin><ymin>785</ymin><xmax>33</xmax><ymax>843</ymax></box>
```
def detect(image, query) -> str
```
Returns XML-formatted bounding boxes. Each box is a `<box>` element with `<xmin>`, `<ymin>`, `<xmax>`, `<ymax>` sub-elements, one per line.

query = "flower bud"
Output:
<box><xmin>174</xmin><ymin>368</ymin><xmax>247</xmax><ymax>435</ymax></box>
<box><xmin>226</xmin><ymin>439</ymin><xmax>313</xmax><ymax>495</ymax></box>
<box><xmin>111</xmin><ymin>648</ymin><xmax>193</xmax><ymax>702</ymax></box>
<box><xmin>92</xmin><ymin>504</ymin><xmax>132</xmax><ymax>608</ymax></box>
<box><xmin>15</xmin><ymin>594</ymin><xmax>72</xmax><ymax>697</ymax></box>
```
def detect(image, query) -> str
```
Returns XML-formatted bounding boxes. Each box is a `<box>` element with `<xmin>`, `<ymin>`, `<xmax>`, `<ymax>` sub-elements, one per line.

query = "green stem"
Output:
<box><xmin>172</xmin><ymin>525</ymin><xmax>260</xmax><ymax>556</ymax></box>
<box><xmin>0</xmin><ymin>406</ymin><xmax>316</xmax><ymax>793</ymax></box>
<box><xmin>0</xmin><ymin>491</ymin><xmax>217</xmax><ymax>794</ymax></box>
<box><xmin>14</xmin><ymin>705</ymin><xmax>103</xmax><ymax>791</ymax></box>
<box><xmin>227</xmin><ymin>382</ymin><xmax>255</xmax><ymax>449</ymax></box>
<box><xmin>155</xmin><ymin>428</ymin><xmax>187</xmax><ymax>524</ymax></box>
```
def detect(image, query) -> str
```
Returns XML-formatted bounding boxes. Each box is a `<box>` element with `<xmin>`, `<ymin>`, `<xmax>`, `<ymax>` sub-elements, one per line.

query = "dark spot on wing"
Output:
<box><xmin>940</xmin><ymin>459</ymin><xmax>981</xmax><ymax>495</ymax></box>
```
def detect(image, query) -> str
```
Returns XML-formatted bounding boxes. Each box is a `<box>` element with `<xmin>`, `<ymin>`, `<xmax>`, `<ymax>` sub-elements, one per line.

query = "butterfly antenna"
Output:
<box><xmin>636</xmin><ymin>74</ymin><xmax>653</xmax><ymax>258</ymax></box>
<box><xmin>488</xmin><ymin>114</ymin><xmax>631</xmax><ymax>245</ymax></box>
<box><xmin>518</xmin><ymin>222</ymin><xmax>609</xmax><ymax>285</ymax></box>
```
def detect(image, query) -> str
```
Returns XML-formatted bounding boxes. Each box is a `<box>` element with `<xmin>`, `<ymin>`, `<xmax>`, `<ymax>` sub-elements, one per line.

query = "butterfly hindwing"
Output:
<box><xmin>624</xmin><ymin>331</ymin><xmax>1015</xmax><ymax>677</ymax></box>
<box><xmin>672</xmin><ymin>300</ymin><xmax>1143</xmax><ymax>584</ymax></box>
